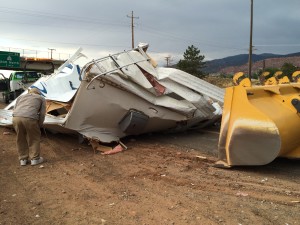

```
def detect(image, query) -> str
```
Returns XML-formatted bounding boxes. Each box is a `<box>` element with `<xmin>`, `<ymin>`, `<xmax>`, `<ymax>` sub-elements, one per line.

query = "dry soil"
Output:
<box><xmin>0</xmin><ymin>102</ymin><xmax>299</xmax><ymax>225</ymax></box>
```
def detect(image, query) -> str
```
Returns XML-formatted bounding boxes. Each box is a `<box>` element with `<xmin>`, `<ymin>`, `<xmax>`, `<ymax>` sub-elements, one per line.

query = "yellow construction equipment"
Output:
<box><xmin>292</xmin><ymin>71</ymin><xmax>300</xmax><ymax>83</ymax></box>
<box><xmin>259</xmin><ymin>71</ymin><xmax>278</xmax><ymax>85</ymax></box>
<box><xmin>216</xmin><ymin>82</ymin><xmax>300</xmax><ymax>167</ymax></box>
<box><xmin>233</xmin><ymin>72</ymin><xmax>252</xmax><ymax>87</ymax></box>
<box><xmin>274</xmin><ymin>71</ymin><xmax>290</xmax><ymax>84</ymax></box>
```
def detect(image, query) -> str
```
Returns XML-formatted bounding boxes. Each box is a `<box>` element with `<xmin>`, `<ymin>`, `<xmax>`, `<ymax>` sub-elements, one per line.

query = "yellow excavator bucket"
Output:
<box><xmin>233</xmin><ymin>72</ymin><xmax>252</xmax><ymax>87</ymax></box>
<box><xmin>259</xmin><ymin>71</ymin><xmax>278</xmax><ymax>85</ymax></box>
<box><xmin>217</xmin><ymin>83</ymin><xmax>300</xmax><ymax>167</ymax></box>
<box><xmin>292</xmin><ymin>71</ymin><xmax>300</xmax><ymax>83</ymax></box>
<box><xmin>274</xmin><ymin>71</ymin><xmax>290</xmax><ymax>84</ymax></box>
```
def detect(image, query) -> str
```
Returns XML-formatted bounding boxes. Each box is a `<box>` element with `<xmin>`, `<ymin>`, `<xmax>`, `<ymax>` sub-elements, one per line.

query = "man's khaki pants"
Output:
<box><xmin>12</xmin><ymin>117</ymin><xmax>41</xmax><ymax>161</ymax></box>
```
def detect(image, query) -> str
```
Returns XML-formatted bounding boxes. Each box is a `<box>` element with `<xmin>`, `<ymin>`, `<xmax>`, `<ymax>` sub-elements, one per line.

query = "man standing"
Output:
<box><xmin>12</xmin><ymin>88</ymin><xmax>46</xmax><ymax>166</ymax></box>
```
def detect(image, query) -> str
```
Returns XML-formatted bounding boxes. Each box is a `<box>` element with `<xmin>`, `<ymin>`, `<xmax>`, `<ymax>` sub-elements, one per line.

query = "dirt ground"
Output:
<box><xmin>0</xmin><ymin>102</ymin><xmax>299</xmax><ymax>225</ymax></box>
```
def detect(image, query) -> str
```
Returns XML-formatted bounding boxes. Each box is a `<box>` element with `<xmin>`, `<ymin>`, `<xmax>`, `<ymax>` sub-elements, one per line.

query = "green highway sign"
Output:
<box><xmin>0</xmin><ymin>51</ymin><xmax>20</xmax><ymax>68</ymax></box>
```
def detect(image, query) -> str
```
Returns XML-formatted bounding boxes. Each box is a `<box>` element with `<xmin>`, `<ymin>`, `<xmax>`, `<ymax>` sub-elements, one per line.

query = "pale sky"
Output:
<box><xmin>1</xmin><ymin>0</ymin><xmax>300</xmax><ymax>66</ymax></box>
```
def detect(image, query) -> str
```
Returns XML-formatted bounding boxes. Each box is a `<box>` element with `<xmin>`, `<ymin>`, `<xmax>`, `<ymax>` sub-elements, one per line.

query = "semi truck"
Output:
<box><xmin>0</xmin><ymin>71</ymin><xmax>41</xmax><ymax>103</ymax></box>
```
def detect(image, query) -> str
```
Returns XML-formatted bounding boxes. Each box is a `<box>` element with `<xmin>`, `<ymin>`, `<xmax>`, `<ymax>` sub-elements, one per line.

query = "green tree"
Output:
<box><xmin>281</xmin><ymin>63</ymin><xmax>298</xmax><ymax>80</ymax></box>
<box><xmin>258</xmin><ymin>67</ymin><xmax>279</xmax><ymax>77</ymax></box>
<box><xmin>176</xmin><ymin>45</ymin><xmax>206</xmax><ymax>78</ymax></box>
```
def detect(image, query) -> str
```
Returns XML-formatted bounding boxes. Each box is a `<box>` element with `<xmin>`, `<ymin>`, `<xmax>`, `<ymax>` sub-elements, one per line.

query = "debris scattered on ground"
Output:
<box><xmin>89</xmin><ymin>139</ymin><xmax>112</xmax><ymax>153</ymax></box>
<box><xmin>236</xmin><ymin>191</ymin><xmax>249</xmax><ymax>197</ymax></box>
<box><xmin>101</xmin><ymin>144</ymin><xmax>124</xmax><ymax>155</ymax></box>
<box><xmin>195</xmin><ymin>155</ymin><xmax>207</xmax><ymax>160</ymax></box>
<box><xmin>290</xmin><ymin>200</ymin><xmax>300</xmax><ymax>203</ymax></box>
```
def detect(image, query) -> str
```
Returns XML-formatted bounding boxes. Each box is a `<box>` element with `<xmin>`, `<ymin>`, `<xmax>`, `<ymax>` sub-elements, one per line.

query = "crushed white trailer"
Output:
<box><xmin>0</xmin><ymin>44</ymin><xmax>224</xmax><ymax>144</ymax></box>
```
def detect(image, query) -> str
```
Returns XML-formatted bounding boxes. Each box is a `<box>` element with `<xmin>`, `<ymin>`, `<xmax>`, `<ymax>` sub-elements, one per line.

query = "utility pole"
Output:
<box><xmin>248</xmin><ymin>0</ymin><xmax>253</xmax><ymax>80</ymax></box>
<box><xmin>127</xmin><ymin>11</ymin><xmax>139</xmax><ymax>49</ymax></box>
<box><xmin>165</xmin><ymin>56</ymin><xmax>171</xmax><ymax>67</ymax></box>
<box><xmin>48</xmin><ymin>48</ymin><xmax>56</xmax><ymax>59</ymax></box>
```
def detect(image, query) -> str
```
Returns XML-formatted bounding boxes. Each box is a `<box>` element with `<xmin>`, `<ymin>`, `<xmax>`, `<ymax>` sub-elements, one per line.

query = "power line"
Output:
<box><xmin>255</xmin><ymin>44</ymin><xmax>300</xmax><ymax>47</ymax></box>
<box><xmin>0</xmin><ymin>36</ymin><xmax>128</xmax><ymax>49</ymax></box>
<box><xmin>0</xmin><ymin>6</ymin><xmax>247</xmax><ymax>52</ymax></box>
<box><xmin>138</xmin><ymin>24</ymin><xmax>246</xmax><ymax>51</ymax></box>
<box><xmin>0</xmin><ymin>6</ymin><xmax>128</xmax><ymax>27</ymax></box>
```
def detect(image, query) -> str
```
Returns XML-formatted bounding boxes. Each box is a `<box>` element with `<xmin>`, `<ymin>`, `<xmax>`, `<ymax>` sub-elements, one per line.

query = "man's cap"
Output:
<box><xmin>29</xmin><ymin>88</ymin><xmax>41</xmax><ymax>95</ymax></box>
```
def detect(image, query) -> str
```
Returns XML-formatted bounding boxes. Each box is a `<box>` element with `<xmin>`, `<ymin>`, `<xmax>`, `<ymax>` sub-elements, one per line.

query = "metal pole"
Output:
<box><xmin>48</xmin><ymin>48</ymin><xmax>56</xmax><ymax>59</ymax></box>
<box><xmin>127</xmin><ymin>11</ymin><xmax>139</xmax><ymax>49</ymax></box>
<box><xmin>131</xmin><ymin>11</ymin><xmax>134</xmax><ymax>49</ymax></box>
<box><xmin>165</xmin><ymin>56</ymin><xmax>171</xmax><ymax>67</ymax></box>
<box><xmin>248</xmin><ymin>0</ymin><xmax>253</xmax><ymax>80</ymax></box>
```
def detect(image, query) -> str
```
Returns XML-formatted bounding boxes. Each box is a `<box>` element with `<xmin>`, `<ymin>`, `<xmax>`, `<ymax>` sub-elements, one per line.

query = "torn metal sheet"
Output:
<box><xmin>0</xmin><ymin>44</ymin><xmax>224</xmax><ymax>144</ymax></box>
<box><xmin>0</xmin><ymin>108</ymin><xmax>66</xmax><ymax>127</ymax></box>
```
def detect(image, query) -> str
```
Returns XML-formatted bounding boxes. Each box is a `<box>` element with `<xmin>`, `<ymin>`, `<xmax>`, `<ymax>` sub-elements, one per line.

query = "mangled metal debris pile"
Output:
<box><xmin>0</xmin><ymin>44</ymin><xmax>224</xmax><ymax>152</ymax></box>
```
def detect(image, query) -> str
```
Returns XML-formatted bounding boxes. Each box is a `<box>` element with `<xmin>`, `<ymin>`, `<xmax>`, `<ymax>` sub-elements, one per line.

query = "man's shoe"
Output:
<box><xmin>31</xmin><ymin>157</ymin><xmax>44</xmax><ymax>166</ymax></box>
<box><xmin>20</xmin><ymin>159</ymin><xmax>28</xmax><ymax>166</ymax></box>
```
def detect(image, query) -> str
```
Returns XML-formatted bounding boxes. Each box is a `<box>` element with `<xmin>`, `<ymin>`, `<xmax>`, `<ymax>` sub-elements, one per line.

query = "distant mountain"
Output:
<box><xmin>204</xmin><ymin>52</ymin><xmax>300</xmax><ymax>74</ymax></box>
